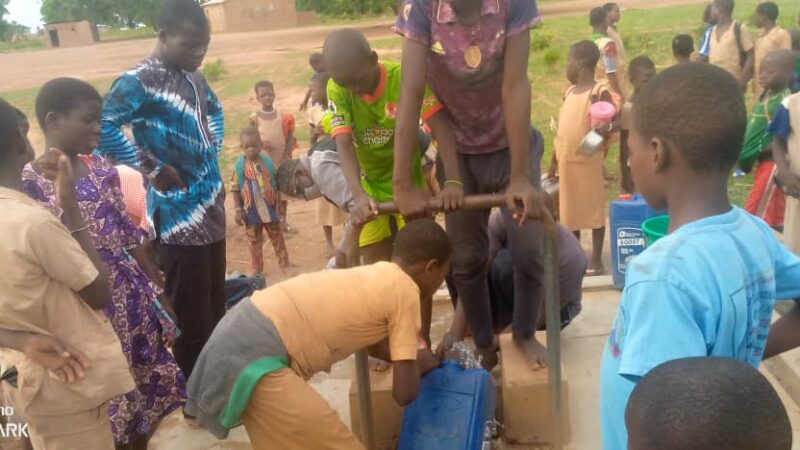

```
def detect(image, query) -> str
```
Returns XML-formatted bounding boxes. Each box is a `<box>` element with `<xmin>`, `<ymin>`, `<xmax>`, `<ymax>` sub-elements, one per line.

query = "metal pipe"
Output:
<box><xmin>355</xmin><ymin>349</ymin><xmax>377</xmax><ymax>450</ymax></box>
<box><xmin>376</xmin><ymin>193</ymin><xmax>508</xmax><ymax>215</ymax></box>
<box><xmin>344</xmin><ymin>231</ymin><xmax>377</xmax><ymax>450</ymax></box>
<box><xmin>542</xmin><ymin>211</ymin><xmax>564</xmax><ymax>450</ymax></box>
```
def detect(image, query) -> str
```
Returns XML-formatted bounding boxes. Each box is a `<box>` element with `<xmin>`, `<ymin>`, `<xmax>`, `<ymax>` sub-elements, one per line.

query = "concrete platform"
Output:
<box><xmin>149</xmin><ymin>290</ymin><xmax>800</xmax><ymax>449</ymax></box>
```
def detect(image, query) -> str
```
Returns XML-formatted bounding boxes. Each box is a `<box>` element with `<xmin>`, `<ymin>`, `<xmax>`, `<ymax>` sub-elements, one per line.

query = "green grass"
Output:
<box><xmin>370</xmin><ymin>35</ymin><xmax>403</xmax><ymax>50</ymax></box>
<box><xmin>1</xmin><ymin>78</ymin><xmax>114</xmax><ymax>125</ymax></box>
<box><xmin>0</xmin><ymin>27</ymin><xmax>153</xmax><ymax>55</ymax></box>
<box><xmin>523</xmin><ymin>0</ymin><xmax>797</xmax><ymax>205</ymax></box>
<box><xmin>220</xmin><ymin>108</ymin><xmax>251</xmax><ymax>170</ymax></box>
<box><xmin>3</xmin><ymin>0</ymin><xmax>796</xmax><ymax>203</ymax></box>
<box><xmin>0</xmin><ymin>38</ymin><xmax>44</xmax><ymax>53</ymax></box>
<box><xmin>215</xmin><ymin>59</ymin><xmax>311</xmax><ymax>99</ymax></box>
<box><xmin>98</xmin><ymin>27</ymin><xmax>156</xmax><ymax>42</ymax></box>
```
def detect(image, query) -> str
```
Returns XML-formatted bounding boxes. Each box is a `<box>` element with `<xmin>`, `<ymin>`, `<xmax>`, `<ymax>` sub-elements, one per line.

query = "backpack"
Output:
<box><xmin>225</xmin><ymin>274</ymin><xmax>267</xmax><ymax>310</ymax></box>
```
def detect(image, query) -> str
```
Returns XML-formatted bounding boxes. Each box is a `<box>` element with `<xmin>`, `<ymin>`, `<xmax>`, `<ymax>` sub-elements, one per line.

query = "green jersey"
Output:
<box><xmin>739</xmin><ymin>88</ymin><xmax>790</xmax><ymax>172</ymax></box>
<box><xmin>327</xmin><ymin>61</ymin><xmax>443</xmax><ymax>201</ymax></box>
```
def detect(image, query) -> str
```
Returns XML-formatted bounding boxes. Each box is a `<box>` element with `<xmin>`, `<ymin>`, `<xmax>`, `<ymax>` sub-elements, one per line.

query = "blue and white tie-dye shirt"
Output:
<box><xmin>99</xmin><ymin>55</ymin><xmax>225</xmax><ymax>246</ymax></box>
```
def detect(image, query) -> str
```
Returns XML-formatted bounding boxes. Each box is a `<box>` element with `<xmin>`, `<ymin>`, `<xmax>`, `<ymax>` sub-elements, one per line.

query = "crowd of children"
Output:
<box><xmin>3</xmin><ymin>0</ymin><xmax>800</xmax><ymax>448</ymax></box>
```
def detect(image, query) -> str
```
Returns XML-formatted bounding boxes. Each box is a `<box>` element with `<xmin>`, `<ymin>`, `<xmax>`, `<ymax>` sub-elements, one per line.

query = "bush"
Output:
<box><xmin>530</xmin><ymin>32</ymin><xmax>553</xmax><ymax>52</ymax></box>
<box><xmin>202</xmin><ymin>58</ymin><xmax>227</xmax><ymax>83</ymax></box>
<box><xmin>543</xmin><ymin>48</ymin><xmax>561</xmax><ymax>68</ymax></box>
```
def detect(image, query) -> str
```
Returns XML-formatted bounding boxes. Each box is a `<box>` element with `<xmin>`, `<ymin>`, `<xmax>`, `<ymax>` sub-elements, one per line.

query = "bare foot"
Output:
<box><xmin>514</xmin><ymin>335</ymin><xmax>548</xmax><ymax>370</ymax></box>
<box><xmin>586</xmin><ymin>265</ymin><xmax>606</xmax><ymax>277</ymax></box>
<box><xmin>368</xmin><ymin>356</ymin><xmax>391</xmax><ymax>372</ymax></box>
<box><xmin>478</xmin><ymin>338</ymin><xmax>500</xmax><ymax>371</ymax></box>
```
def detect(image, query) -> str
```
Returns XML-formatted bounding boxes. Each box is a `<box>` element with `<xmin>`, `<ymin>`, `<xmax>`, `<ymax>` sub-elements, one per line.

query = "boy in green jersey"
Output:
<box><xmin>324</xmin><ymin>28</ymin><xmax>462</xmax><ymax>264</ymax></box>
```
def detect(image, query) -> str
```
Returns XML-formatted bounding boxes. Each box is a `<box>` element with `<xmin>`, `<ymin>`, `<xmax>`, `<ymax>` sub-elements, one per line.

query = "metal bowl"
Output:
<box><xmin>578</xmin><ymin>129</ymin><xmax>605</xmax><ymax>157</ymax></box>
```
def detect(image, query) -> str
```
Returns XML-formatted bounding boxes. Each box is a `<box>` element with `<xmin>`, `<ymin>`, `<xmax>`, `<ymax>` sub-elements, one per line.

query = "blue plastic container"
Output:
<box><xmin>398</xmin><ymin>361</ymin><xmax>496</xmax><ymax>450</ymax></box>
<box><xmin>610</xmin><ymin>194</ymin><xmax>665</xmax><ymax>290</ymax></box>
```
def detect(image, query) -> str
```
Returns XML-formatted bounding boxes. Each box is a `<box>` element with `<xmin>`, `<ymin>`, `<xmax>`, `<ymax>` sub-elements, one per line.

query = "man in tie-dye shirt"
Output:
<box><xmin>98</xmin><ymin>0</ymin><xmax>225</xmax><ymax>379</ymax></box>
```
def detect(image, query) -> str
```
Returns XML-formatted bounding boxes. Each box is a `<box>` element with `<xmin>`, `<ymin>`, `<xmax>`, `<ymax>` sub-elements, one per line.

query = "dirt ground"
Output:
<box><xmin>0</xmin><ymin>0</ymin><xmax>705</xmax><ymax>93</ymax></box>
<box><xmin>0</xmin><ymin>1</ymin><xmax>709</xmax><ymax>448</ymax></box>
<box><xmin>0</xmin><ymin>0</ymin><xmax>705</xmax><ymax>280</ymax></box>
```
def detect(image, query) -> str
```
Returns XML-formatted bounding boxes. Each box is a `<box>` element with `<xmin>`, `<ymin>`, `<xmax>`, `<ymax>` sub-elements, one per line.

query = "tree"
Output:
<box><xmin>0</xmin><ymin>0</ymin><xmax>13</xmax><ymax>41</ymax></box>
<box><xmin>41</xmin><ymin>0</ymin><xmax>113</xmax><ymax>26</ymax></box>
<box><xmin>40</xmin><ymin>0</ymin><xmax>166</xmax><ymax>28</ymax></box>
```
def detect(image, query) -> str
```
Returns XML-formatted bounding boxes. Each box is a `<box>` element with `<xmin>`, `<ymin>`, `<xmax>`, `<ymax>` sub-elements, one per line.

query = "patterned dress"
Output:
<box><xmin>22</xmin><ymin>154</ymin><xmax>185</xmax><ymax>445</ymax></box>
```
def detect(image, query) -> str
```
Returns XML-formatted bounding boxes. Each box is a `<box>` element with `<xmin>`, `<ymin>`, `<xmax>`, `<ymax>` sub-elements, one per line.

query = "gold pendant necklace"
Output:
<box><xmin>464</xmin><ymin>20</ymin><xmax>482</xmax><ymax>69</ymax></box>
<box><xmin>464</xmin><ymin>45</ymin><xmax>482</xmax><ymax>68</ymax></box>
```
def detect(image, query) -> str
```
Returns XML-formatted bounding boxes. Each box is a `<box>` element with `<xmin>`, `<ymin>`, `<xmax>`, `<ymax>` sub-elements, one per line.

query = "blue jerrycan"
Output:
<box><xmin>398</xmin><ymin>361</ymin><xmax>496</xmax><ymax>450</ymax></box>
<box><xmin>610</xmin><ymin>194</ymin><xmax>665</xmax><ymax>289</ymax></box>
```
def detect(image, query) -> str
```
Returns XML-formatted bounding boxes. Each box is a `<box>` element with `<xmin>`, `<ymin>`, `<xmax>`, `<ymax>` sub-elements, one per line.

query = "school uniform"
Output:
<box><xmin>0</xmin><ymin>187</ymin><xmax>134</xmax><ymax>450</ymax></box>
<box><xmin>709</xmin><ymin>21</ymin><xmax>754</xmax><ymax>81</ymax></box>
<box><xmin>753</xmin><ymin>26</ymin><xmax>792</xmax><ymax>98</ymax></box>
<box><xmin>185</xmin><ymin>262</ymin><xmax>421</xmax><ymax>449</ymax></box>
<box><xmin>555</xmin><ymin>83</ymin><xmax>609</xmax><ymax>232</ymax></box>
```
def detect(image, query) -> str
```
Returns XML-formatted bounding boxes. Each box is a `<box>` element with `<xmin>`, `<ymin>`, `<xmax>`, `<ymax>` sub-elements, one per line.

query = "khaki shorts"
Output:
<box><xmin>242</xmin><ymin>368</ymin><xmax>364</xmax><ymax>450</ymax></box>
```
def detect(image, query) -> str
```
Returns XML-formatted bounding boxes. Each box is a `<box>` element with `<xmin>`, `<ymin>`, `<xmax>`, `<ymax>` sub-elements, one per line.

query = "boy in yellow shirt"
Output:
<box><xmin>186</xmin><ymin>219</ymin><xmax>449</xmax><ymax>449</ymax></box>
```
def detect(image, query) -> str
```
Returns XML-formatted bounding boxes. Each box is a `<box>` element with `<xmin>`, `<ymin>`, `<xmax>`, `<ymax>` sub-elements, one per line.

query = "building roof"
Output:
<box><xmin>44</xmin><ymin>19</ymin><xmax>93</xmax><ymax>26</ymax></box>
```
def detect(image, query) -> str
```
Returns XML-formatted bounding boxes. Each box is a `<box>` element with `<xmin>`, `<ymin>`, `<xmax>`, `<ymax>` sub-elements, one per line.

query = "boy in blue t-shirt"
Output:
<box><xmin>599</xmin><ymin>62</ymin><xmax>800</xmax><ymax>450</ymax></box>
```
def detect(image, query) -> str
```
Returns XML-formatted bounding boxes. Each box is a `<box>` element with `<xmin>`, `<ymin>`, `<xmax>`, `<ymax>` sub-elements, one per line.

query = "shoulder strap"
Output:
<box><xmin>734</xmin><ymin>22</ymin><xmax>746</xmax><ymax>68</ymax></box>
<box><xmin>563</xmin><ymin>85</ymin><xmax>576</xmax><ymax>100</ymax></box>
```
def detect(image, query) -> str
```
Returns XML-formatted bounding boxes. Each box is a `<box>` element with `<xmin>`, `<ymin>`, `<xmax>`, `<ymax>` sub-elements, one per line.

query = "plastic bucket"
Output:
<box><xmin>642</xmin><ymin>215</ymin><xmax>670</xmax><ymax>247</ymax></box>
<box><xmin>590</xmin><ymin>101</ymin><xmax>616</xmax><ymax>127</ymax></box>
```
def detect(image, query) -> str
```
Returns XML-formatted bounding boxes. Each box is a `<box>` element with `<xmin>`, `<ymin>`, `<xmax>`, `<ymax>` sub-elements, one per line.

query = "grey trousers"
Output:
<box><xmin>441</xmin><ymin>127</ymin><xmax>545</xmax><ymax>349</ymax></box>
